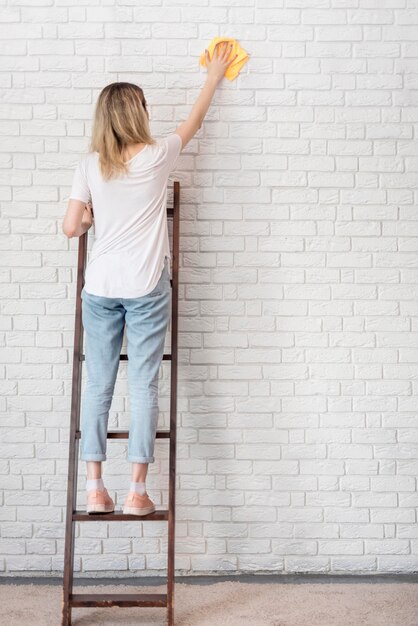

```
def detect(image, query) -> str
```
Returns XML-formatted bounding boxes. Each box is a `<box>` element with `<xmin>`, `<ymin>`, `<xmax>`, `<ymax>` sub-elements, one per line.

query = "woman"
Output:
<box><xmin>62</xmin><ymin>42</ymin><xmax>238</xmax><ymax>516</ymax></box>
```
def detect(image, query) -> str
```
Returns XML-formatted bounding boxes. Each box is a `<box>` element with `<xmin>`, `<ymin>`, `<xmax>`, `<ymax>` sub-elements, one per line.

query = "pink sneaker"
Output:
<box><xmin>123</xmin><ymin>491</ymin><xmax>156</xmax><ymax>516</ymax></box>
<box><xmin>86</xmin><ymin>488</ymin><xmax>115</xmax><ymax>514</ymax></box>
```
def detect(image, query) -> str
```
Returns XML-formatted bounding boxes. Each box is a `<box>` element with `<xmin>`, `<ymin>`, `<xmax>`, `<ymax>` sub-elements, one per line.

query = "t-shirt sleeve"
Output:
<box><xmin>164</xmin><ymin>133</ymin><xmax>182</xmax><ymax>172</ymax></box>
<box><xmin>69</xmin><ymin>159</ymin><xmax>91</xmax><ymax>203</ymax></box>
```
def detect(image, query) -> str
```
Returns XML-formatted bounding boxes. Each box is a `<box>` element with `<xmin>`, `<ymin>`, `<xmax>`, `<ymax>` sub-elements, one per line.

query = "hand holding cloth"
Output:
<box><xmin>200</xmin><ymin>36</ymin><xmax>249</xmax><ymax>81</ymax></box>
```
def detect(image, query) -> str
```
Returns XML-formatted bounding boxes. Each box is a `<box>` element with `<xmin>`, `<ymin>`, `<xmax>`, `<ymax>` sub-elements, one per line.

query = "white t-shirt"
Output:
<box><xmin>69</xmin><ymin>132</ymin><xmax>182</xmax><ymax>298</ymax></box>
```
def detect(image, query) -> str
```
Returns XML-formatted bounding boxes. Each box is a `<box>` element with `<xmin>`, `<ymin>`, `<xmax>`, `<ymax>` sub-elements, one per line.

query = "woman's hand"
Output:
<box><xmin>81</xmin><ymin>201</ymin><xmax>94</xmax><ymax>229</ymax></box>
<box><xmin>204</xmin><ymin>41</ymin><xmax>238</xmax><ymax>83</ymax></box>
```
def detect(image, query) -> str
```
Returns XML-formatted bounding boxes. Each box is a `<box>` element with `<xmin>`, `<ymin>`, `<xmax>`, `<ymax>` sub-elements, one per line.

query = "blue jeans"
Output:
<box><xmin>79</xmin><ymin>256</ymin><xmax>171</xmax><ymax>464</ymax></box>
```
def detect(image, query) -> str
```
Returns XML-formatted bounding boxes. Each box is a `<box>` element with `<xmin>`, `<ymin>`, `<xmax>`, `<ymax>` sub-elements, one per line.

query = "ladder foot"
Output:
<box><xmin>61</xmin><ymin>599</ymin><xmax>71</xmax><ymax>626</ymax></box>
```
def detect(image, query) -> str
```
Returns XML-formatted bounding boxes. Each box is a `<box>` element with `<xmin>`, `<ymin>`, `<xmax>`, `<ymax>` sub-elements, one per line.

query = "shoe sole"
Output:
<box><xmin>86</xmin><ymin>504</ymin><xmax>115</xmax><ymax>514</ymax></box>
<box><xmin>123</xmin><ymin>505</ymin><xmax>156</xmax><ymax>516</ymax></box>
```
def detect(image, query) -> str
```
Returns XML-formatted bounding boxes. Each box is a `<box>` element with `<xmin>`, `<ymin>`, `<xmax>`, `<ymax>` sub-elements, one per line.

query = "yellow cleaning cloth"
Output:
<box><xmin>199</xmin><ymin>36</ymin><xmax>249</xmax><ymax>81</ymax></box>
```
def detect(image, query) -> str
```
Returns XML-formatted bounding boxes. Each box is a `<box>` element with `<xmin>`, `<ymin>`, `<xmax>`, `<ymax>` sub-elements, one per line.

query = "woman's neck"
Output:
<box><xmin>122</xmin><ymin>143</ymin><xmax>146</xmax><ymax>161</ymax></box>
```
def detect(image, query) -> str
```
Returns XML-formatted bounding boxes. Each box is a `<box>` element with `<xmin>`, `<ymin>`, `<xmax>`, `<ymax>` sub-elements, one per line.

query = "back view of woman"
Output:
<box><xmin>62</xmin><ymin>43</ymin><xmax>238</xmax><ymax>516</ymax></box>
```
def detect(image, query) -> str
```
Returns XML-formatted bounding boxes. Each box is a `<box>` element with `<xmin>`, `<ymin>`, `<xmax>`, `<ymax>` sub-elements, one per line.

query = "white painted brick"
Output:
<box><xmin>365</xmin><ymin>540</ymin><xmax>410</xmax><ymax>555</ymax></box>
<box><xmin>371</xmin><ymin>509</ymin><xmax>416</xmax><ymax>523</ymax></box>
<box><xmin>82</xmin><ymin>556</ymin><xmax>128</xmax><ymax>571</ymax></box>
<box><xmin>340</xmin><ymin>524</ymin><xmax>384</xmax><ymax>539</ymax></box>
<box><xmin>7</xmin><ymin>556</ymin><xmax>52</xmax><ymax>571</ymax></box>
<box><xmin>285</xmin><ymin>557</ymin><xmax>330</xmax><ymax>572</ymax></box>
<box><xmin>318</xmin><ymin>540</ymin><xmax>364</xmax><ymax>555</ymax></box>
<box><xmin>330</xmin><ymin>557</ymin><xmax>377</xmax><ymax>572</ymax></box>
<box><xmin>376</xmin><ymin>556</ymin><xmax>418</xmax><ymax>572</ymax></box>
<box><xmin>26</xmin><ymin>539</ymin><xmax>56</xmax><ymax>555</ymax></box>
<box><xmin>0</xmin><ymin>2</ymin><xmax>416</xmax><ymax>578</ymax></box>
<box><xmin>190</xmin><ymin>555</ymin><xmax>237</xmax><ymax>571</ymax></box>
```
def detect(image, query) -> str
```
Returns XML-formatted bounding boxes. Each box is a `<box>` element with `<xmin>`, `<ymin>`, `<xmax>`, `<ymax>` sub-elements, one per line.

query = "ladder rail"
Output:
<box><xmin>62</xmin><ymin>232</ymin><xmax>87</xmax><ymax>625</ymax></box>
<box><xmin>62</xmin><ymin>182</ymin><xmax>180</xmax><ymax>626</ymax></box>
<box><xmin>167</xmin><ymin>180</ymin><xmax>180</xmax><ymax>624</ymax></box>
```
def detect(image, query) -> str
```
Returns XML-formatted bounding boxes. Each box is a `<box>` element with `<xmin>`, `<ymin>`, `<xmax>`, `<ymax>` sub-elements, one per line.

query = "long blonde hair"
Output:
<box><xmin>89</xmin><ymin>82</ymin><xmax>157</xmax><ymax>181</ymax></box>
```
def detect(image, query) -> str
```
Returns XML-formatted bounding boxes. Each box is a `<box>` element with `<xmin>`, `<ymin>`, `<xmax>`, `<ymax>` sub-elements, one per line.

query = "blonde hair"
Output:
<box><xmin>89</xmin><ymin>82</ymin><xmax>157</xmax><ymax>181</ymax></box>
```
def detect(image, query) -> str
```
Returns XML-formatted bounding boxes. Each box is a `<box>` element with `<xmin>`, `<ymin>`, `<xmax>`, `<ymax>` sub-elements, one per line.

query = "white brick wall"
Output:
<box><xmin>1</xmin><ymin>0</ymin><xmax>418</xmax><ymax>577</ymax></box>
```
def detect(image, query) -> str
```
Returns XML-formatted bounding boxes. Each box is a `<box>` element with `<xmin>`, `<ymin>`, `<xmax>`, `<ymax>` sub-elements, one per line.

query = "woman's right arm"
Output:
<box><xmin>175</xmin><ymin>42</ymin><xmax>238</xmax><ymax>149</ymax></box>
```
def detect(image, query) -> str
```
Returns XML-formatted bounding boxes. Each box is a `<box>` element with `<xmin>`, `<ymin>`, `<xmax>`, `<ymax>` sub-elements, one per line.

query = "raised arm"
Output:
<box><xmin>174</xmin><ymin>42</ymin><xmax>238</xmax><ymax>149</ymax></box>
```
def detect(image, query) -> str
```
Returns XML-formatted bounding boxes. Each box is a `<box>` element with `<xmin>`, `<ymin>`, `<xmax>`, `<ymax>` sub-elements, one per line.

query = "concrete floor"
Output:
<box><xmin>1</xmin><ymin>574</ymin><xmax>417</xmax><ymax>625</ymax></box>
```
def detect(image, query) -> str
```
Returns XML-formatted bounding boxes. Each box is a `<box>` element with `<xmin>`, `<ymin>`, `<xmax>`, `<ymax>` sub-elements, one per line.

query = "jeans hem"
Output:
<box><xmin>127</xmin><ymin>456</ymin><xmax>155</xmax><ymax>463</ymax></box>
<box><xmin>81</xmin><ymin>454</ymin><xmax>106</xmax><ymax>461</ymax></box>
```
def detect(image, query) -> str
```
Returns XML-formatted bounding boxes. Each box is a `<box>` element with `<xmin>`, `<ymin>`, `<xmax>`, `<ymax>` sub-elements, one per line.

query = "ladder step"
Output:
<box><xmin>75</xmin><ymin>429</ymin><xmax>170</xmax><ymax>440</ymax></box>
<box><xmin>80</xmin><ymin>353</ymin><xmax>171</xmax><ymax>362</ymax></box>
<box><xmin>70</xmin><ymin>592</ymin><xmax>167</xmax><ymax>607</ymax></box>
<box><xmin>73</xmin><ymin>509</ymin><xmax>169</xmax><ymax>521</ymax></box>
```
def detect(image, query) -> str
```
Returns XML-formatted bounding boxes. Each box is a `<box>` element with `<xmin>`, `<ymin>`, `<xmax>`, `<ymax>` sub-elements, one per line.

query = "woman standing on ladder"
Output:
<box><xmin>62</xmin><ymin>43</ymin><xmax>237</xmax><ymax>516</ymax></box>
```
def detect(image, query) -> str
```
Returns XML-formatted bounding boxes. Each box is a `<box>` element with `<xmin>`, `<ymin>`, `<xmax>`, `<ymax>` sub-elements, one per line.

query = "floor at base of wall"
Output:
<box><xmin>0</xmin><ymin>574</ymin><xmax>417</xmax><ymax>626</ymax></box>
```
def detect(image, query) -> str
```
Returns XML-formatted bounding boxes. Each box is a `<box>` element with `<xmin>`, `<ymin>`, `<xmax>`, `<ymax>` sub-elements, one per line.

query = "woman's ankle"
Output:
<box><xmin>130</xmin><ymin>481</ymin><xmax>146</xmax><ymax>495</ymax></box>
<box><xmin>86</xmin><ymin>477</ymin><xmax>104</xmax><ymax>491</ymax></box>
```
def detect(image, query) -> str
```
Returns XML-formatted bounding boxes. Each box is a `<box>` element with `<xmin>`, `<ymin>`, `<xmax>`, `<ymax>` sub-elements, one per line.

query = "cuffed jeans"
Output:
<box><xmin>79</xmin><ymin>256</ymin><xmax>171</xmax><ymax>464</ymax></box>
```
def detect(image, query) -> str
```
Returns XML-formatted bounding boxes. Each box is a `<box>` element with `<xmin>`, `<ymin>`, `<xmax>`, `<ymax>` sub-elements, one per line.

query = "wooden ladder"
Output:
<box><xmin>62</xmin><ymin>181</ymin><xmax>180</xmax><ymax>625</ymax></box>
